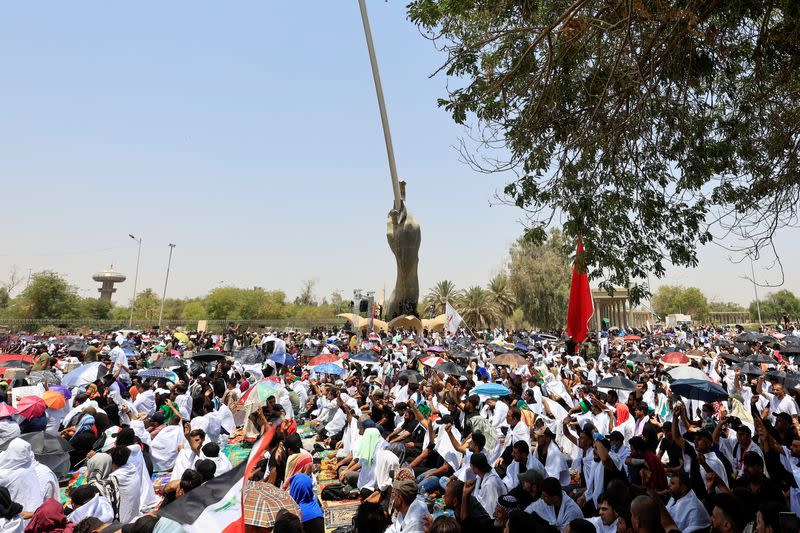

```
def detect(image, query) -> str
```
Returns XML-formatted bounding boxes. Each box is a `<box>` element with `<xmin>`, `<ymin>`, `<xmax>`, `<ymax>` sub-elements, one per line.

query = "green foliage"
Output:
<box><xmin>508</xmin><ymin>230</ymin><xmax>570</xmax><ymax>330</ymax></box>
<box><xmin>205</xmin><ymin>287</ymin><xmax>291</xmax><ymax>320</ymax></box>
<box><xmin>17</xmin><ymin>271</ymin><xmax>80</xmax><ymax>319</ymax></box>
<box><xmin>422</xmin><ymin>280</ymin><xmax>462</xmax><ymax>316</ymax></box>
<box><xmin>293</xmin><ymin>280</ymin><xmax>317</xmax><ymax>307</ymax></box>
<box><xmin>708</xmin><ymin>301</ymin><xmax>746</xmax><ymax>313</ymax></box>
<box><xmin>408</xmin><ymin>0</ymin><xmax>800</xmax><ymax>302</ymax></box>
<box><xmin>652</xmin><ymin>286</ymin><xmax>709</xmax><ymax>321</ymax></box>
<box><xmin>0</xmin><ymin>287</ymin><xmax>9</xmax><ymax>309</ymax></box>
<box><xmin>488</xmin><ymin>274</ymin><xmax>516</xmax><ymax>319</ymax></box>
<box><xmin>77</xmin><ymin>298</ymin><xmax>114</xmax><ymax>320</ymax></box>
<box><xmin>750</xmin><ymin>289</ymin><xmax>800</xmax><ymax>323</ymax></box>
<box><xmin>460</xmin><ymin>286</ymin><xmax>502</xmax><ymax>329</ymax></box>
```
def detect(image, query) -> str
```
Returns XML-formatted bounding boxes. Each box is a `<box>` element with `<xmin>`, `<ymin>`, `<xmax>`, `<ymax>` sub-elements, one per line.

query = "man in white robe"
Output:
<box><xmin>665</xmin><ymin>472</ymin><xmax>712</xmax><ymax>533</ymax></box>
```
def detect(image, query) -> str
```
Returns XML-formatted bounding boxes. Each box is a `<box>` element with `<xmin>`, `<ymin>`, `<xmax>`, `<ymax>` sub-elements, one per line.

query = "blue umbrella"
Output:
<box><xmin>137</xmin><ymin>369</ymin><xmax>179</xmax><ymax>383</ymax></box>
<box><xmin>313</xmin><ymin>363</ymin><xmax>344</xmax><ymax>376</ymax></box>
<box><xmin>268</xmin><ymin>352</ymin><xmax>297</xmax><ymax>366</ymax></box>
<box><xmin>350</xmin><ymin>351</ymin><xmax>379</xmax><ymax>363</ymax></box>
<box><xmin>669</xmin><ymin>379</ymin><xmax>728</xmax><ymax>402</ymax></box>
<box><xmin>472</xmin><ymin>383</ymin><xmax>511</xmax><ymax>397</ymax></box>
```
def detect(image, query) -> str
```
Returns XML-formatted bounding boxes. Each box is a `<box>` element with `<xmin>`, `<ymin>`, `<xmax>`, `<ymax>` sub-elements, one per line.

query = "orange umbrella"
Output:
<box><xmin>42</xmin><ymin>390</ymin><xmax>66</xmax><ymax>410</ymax></box>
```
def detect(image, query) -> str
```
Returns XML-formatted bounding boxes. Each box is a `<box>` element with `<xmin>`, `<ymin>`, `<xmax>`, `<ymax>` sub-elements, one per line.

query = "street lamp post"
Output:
<box><xmin>158</xmin><ymin>244</ymin><xmax>176</xmax><ymax>328</ymax></box>
<box><xmin>750</xmin><ymin>255</ymin><xmax>762</xmax><ymax>326</ymax></box>
<box><xmin>128</xmin><ymin>234</ymin><xmax>142</xmax><ymax>328</ymax></box>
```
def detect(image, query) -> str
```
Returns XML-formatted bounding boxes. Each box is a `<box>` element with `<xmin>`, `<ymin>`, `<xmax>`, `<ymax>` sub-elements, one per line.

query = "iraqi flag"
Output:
<box><xmin>158</xmin><ymin>427</ymin><xmax>275</xmax><ymax>532</ymax></box>
<box><xmin>566</xmin><ymin>237</ymin><xmax>594</xmax><ymax>343</ymax></box>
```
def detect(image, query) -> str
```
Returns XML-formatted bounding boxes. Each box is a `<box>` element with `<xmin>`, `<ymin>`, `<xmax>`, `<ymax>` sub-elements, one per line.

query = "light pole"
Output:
<box><xmin>158</xmin><ymin>244</ymin><xmax>176</xmax><ymax>328</ymax></box>
<box><xmin>128</xmin><ymin>234</ymin><xmax>142</xmax><ymax>328</ymax></box>
<box><xmin>750</xmin><ymin>254</ymin><xmax>762</xmax><ymax>326</ymax></box>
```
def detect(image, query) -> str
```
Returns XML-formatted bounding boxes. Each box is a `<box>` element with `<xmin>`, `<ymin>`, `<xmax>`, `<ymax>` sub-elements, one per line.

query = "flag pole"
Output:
<box><xmin>357</xmin><ymin>0</ymin><xmax>403</xmax><ymax>212</ymax></box>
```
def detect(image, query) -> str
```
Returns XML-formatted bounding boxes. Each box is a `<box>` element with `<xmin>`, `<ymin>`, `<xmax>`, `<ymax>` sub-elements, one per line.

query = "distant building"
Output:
<box><xmin>92</xmin><ymin>268</ymin><xmax>126</xmax><ymax>301</ymax></box>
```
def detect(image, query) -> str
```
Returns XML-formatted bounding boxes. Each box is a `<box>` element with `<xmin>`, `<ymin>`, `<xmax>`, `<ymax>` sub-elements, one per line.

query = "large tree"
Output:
<box><xmin>508</xmin><ymin>230</ymin><xmax>570</xmax><ymax>330</ymax></box>
<box><xmin>750</xmin><ymin>289</ymin><xmax>800</xmax><ymax>323</ymax></box>
<box><xmin>422</xmin><ymin>280</ymin><xmax>462</xmax><ymax>316</ymax></box>
<box><xmin>651</xmin><ymin>285</ymin><xmax>709</xmax><ymax>321</ymax></box>
<box><xmin>409</xmin><ymin>1</ymin><xmax>800</xmax><ymax>301</ymax></box>
<box><xmin>459</xmin><ymin>286</ymin><xmax>502</xmax><ymax>329</ymax></box>
<box><xmin>17</xmin><ymin>271</ymin><xmax>80</xmax><ymax>319</ymax></box>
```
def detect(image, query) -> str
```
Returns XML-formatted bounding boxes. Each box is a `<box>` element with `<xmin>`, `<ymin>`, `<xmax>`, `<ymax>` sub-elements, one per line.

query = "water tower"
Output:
<box><xmin>93</xmin><ymin>267</ymin><xmax>126</xmax><ymax>301</ymax></box>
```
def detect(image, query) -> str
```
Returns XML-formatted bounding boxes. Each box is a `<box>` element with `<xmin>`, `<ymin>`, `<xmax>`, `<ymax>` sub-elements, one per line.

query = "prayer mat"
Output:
<box><xmin>151</xmin><ymin>471</ymin><xmax>173</xmax><ymax>496</ymax></box>
<box><xmin>59</xmin><ymin>470</ymin><xmax>87</xmax><ymax>505</ymax></box>
<box><xmin>225</xmin><ymin>442</ymin><xmax>252</xmax><ymax>467</ymax></box>
<box><xmin>322</xmin><ymin>499</ymin><xmax>360</xmax><ymax>532</ymax></box>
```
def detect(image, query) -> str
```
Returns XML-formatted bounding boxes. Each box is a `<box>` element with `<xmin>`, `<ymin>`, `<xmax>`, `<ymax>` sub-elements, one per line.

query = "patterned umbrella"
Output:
<box><xmin>307</xmin><ymin>354</ymin><xmax>340</xmax><ymax>366</ymax></box>
<box><xmin>16</xmin><ymin>396</ymin><xmax>46</xmax><ymax>420</ymax></box>
<box><xmin>239</xmin><ymin>379</ymin><xmax>279</xmax><ymax>405</ymax></box>
<box><xmin>27</xmin><ymin>370</ymin><xmax>61</xmax><ymax>385</ymax></box>
<box><xmin>313</xmin><ymin>363</ymin><xmax>345</xmax><ymax>376</ymax></box>
<box><xmin>138</xmin><ymin>368</ymin><xmax>180</xmax><ymax>382</ymax></box>
<box><xmin>421</xmin><ymin>356</ymin><xmax>445</xmax><ymax>367</ymax></box>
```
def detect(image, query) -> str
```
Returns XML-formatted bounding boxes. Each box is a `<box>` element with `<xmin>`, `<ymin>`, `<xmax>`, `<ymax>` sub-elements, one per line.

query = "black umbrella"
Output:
<box><xmin>764</xmin><ymin>370</ymin><xmax>800</xmax><ymax>388</ymax></box>
<box><xmin>737</xmin><ymin>362</ymin><xmax>765</xmax><ymax>376</ymax></box>
<box><xmin>0</xmin><ymin>359</ymin><xmax>31</xmax><ymax>369</ymax></box>
<box><xmin>434</xmin><ymin>361</ymin><xmax>466</xmax><ymax>377</ymax></box>
<box><xmin>735</xmin><ymin>332</ymin><xmax>761</xmax><ymax>343</ymax></box>
<box><xmin>780</xmin><ymin>346</ymin><xmax>800</xmax><ymax>355</ymax></box>
<box><xmin>66</xmin><ymin>341</ymin><xmax>88</xmax><ymax>353</ymax></box>
<box><xmin>670</xmin><ymin>379</ymin><xmax>729</xmax><ymax>402</ymax></box>
<box><xmin>152</xmin><ymin>356</ymin><xmax>185</xmax><ymax>369</ymax></box>
<box><xmin>629</xmin><ymin>354</ymin><xmax>654</xmax><ymax>365</ymax></box>
<box><xmin>782</xmin><ymin>336</ymin><xmax>800</xmax><ymax>346</ymax></box>
<box><xmin>744</xmin><ymin>353</ymin><xmax>775</xmax><ymax>364</ymax></box>
<box><xmin>758</xmin><ymin>335</ymin><xmax>778</xmax><ymax>344</ymax></box>
<box><xmin>399</xmin><ymin>370</ymin><xmax>421</xmax><ymax>384</ymax></box>
<box><xmin>234</xmin><ymin>347</ymin><xmax>262</xmax><ymax>365</ymax></box>
<box><xmin>718</xmin><ymin>352</ymin><xmax>742</xmax><ymax>364</ymax></box>
<box><xmin>17</xmin><ymin>430</ymin><xmax>73</xmax><ymax>454</ymax></box>
<box><xmin>597</xmin><ymin>375</ymin><xmax>637</xmax><ymax>391</ymax></box>
<box><xmin>190</xmin><ymin>349</ymin><xmax>226</xmax><ymax>362</ymax></box>
<box><xmin>452</xmin><ymin>350</ymin><xmax>479</xmax><ymax>360</ymax></box>
<box><xmin>714</xmin><ymin>338</ymin><xmax>734</xmax><ymax>347</ymax></box>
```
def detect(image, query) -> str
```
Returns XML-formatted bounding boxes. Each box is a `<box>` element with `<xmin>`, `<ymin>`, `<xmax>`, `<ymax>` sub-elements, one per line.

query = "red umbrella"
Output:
<box><xmin>16</xmin><ymin>396</ymin><xmax>46</xmax><ymax>420</ymax></box>
<box><xmin>623</xmin><ymin>335</ymin><xmax>642</xmax><ymax>341</ymax></box>
<box><xmin>661</xmin><ymin>352</ymin><xmax>690</xmax><ymax>366</ymax></box>
<box><xmin>0</xmin><ymin>354</ymin><xmax>34</xmax><ymax>364</ymax></box>
<box><xmin>0</xmin><ymin>403</ymin><xmax>19</xmax><ymax>418</ymax></box>
<box><xmin>308</xmin><ymin>354</ymin><xmax>340</xmax><ymax>366</ymax></box>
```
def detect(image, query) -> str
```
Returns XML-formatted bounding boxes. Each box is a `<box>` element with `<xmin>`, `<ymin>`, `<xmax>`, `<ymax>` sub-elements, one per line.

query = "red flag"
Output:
<box><xmin>567</xmin><ymin>237</ymin><xmax>594</xmax><ymax>342</ymax></box>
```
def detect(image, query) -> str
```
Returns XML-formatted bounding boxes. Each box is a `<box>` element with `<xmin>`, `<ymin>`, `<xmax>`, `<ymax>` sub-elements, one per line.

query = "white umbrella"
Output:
<box><xmin>61</xmin><ymin>362</ymin><xmax>108</xmax><ymax>388</ymax></box>
<box><xmin>668</xmin><ymin>366</ymin><xmax>710</xmax><ymax>381</ymax></box>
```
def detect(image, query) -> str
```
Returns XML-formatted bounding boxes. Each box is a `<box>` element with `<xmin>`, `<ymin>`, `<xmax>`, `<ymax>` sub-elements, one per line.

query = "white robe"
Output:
<box><xmin>171</xmin><ymin>447</ymin><xmax>200</xmax><ymax>481</ymax></box>
<box><xmin>204</xmin><ymin>452</ymin><xmax>233</xmax><ymax>477</ymax></box>
<box><xmin>150</xmin><ymin>425</ymin><xmax>188</xmax><ymax>471</ymax></box>
<box><xmin>589</xmin><ymin>516</ymin><xmax>619</xmax><ymax>533</ymax></box>
<box><xmin>531</xmin><ymin>441</ymin><xmax>569</xmax><ymax>484</ymax></box>
<box><xmin>34</xmin><ymin>462</ymin><xmax>59</xmax><ymax>502</ymax></box>
<box><xmin>501</xmin><ymin>454</ymin><xmax>538</xmax><ymax>491</ymax></box>
<box><xmin>128</xmin><ymin>444</ymin><xmax>159</xmax><ymax>510</ymax></box>
<box><xmin>386</xmin><ymin>497</ymin><xmax>430</xmax><ymax>533</ymax></box>
<box><xmin>666</xmin><ymin>490</ymin><xmax>712</xmax><ymax>533</ymax></box>
<box><xmin>0</xmin><ymin>516</ymin><xmax>23</xmax><ymax>533</ymax></box>
<box><xmin>528</xmin><ymin>491</ymin><xmax>584</xmax><ymax>529</ymax></box>
<box><xmin>111</xmin><ymin>461</ymin><xmax>142</xmax><ymax>524</ymax></box>
<box><xmin>67</xmin><ymin>493</ymin><xmax>115</xmax><ymax>523</ymax></box>
<box><xmin>475</xmin><ymin>470</ymin><xmax>506</xmax><ymax>516</ymax></box>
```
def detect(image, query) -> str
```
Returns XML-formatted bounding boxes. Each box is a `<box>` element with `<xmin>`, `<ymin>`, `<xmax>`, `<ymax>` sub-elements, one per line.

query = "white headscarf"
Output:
<box><xmin>0</xmin><ymin>439</ymin><xmax>45</xmax><ymax>512</ymax></box>
<box><xmin>0</xmin><ymin>419</ymin><xmax>20</xmax><ymax>449</ymax></box>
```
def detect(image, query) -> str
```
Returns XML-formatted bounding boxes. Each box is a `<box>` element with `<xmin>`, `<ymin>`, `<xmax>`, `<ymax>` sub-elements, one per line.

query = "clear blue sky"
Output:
<box><xmin>1</xmin><ymin>1</ymin><xmax>797</xmax><ymax>307</ymax></box>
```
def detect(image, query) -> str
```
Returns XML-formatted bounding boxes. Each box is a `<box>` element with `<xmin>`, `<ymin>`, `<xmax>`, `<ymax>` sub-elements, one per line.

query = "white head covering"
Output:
<box><xmin>0</xmin><ymin>418</ymin><xmax>20</xmax><ymax>449</ymax></box>
<box><xmin>0</xmin><ymin>439</ymin><xmax>44</xmax><ymax>512</ymax></box>
<box><xmin>67</xmin><ymin>493</ymin><xmax>115</xmax><ymax>523</ymax></box>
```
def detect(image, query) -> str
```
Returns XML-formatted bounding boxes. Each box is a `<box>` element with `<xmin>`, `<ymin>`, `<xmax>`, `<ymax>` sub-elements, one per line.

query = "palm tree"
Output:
<box><xmin>488</xmin><ymin>273</ymin><xmax>516</xmax><ymax>320</ymax></box>
<box><xmin>460</xmin><ymin>286</ymin><xmax>502</xmax><ymax>329</ymax></box>
<box><xmin>422</xmin><ymin>280</ymin><xmax>461</xmax><ymax>317</ymax></box>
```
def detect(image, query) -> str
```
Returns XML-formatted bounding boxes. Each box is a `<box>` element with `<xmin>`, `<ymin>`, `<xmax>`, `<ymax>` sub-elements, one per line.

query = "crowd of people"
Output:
<box><xmin>0</xmin><ymin>320</ymin><xmax>799</xmax><ymax>533</ymax></box>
